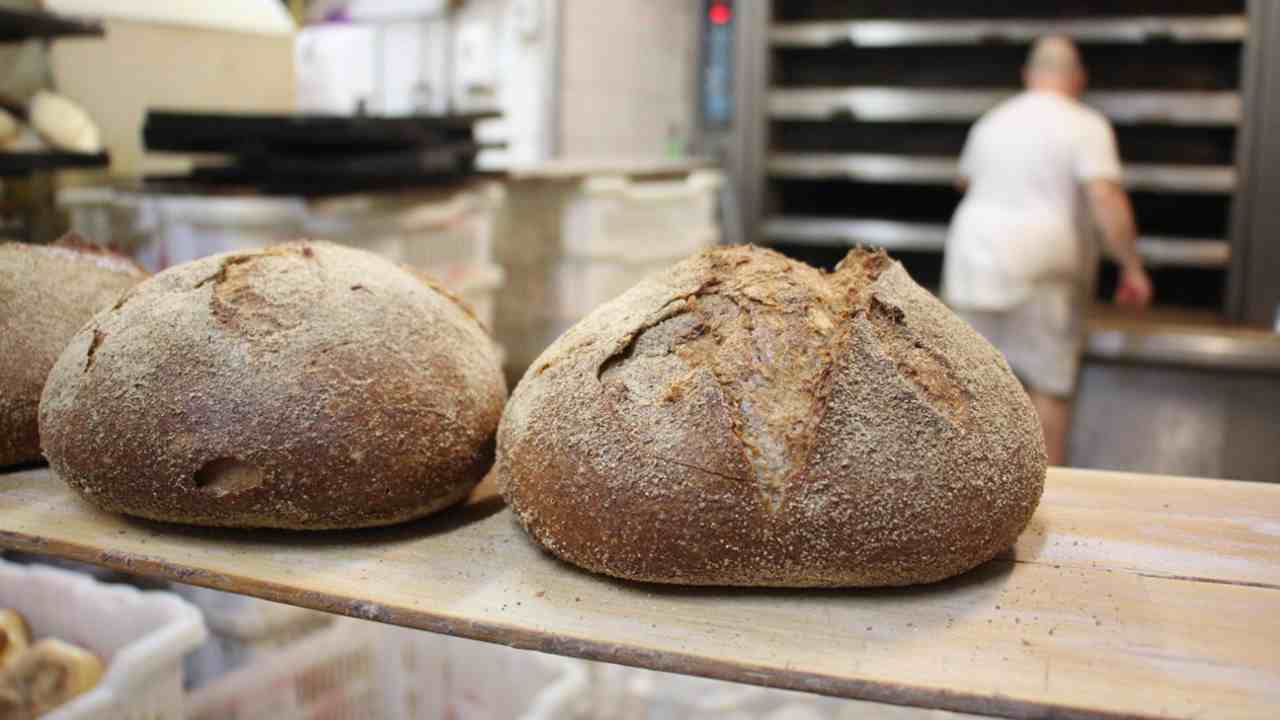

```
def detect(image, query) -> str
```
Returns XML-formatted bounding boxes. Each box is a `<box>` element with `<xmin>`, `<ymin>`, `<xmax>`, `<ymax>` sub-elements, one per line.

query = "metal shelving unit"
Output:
<box><xmin>0</xmin><ymin>7</ymin><xmax>108</xmax><ymax>178</ymax></box>
<box><xmin>761</xmin><ymin>3</ymin><xmax>1249</xmax><ymax>309</ymax></box>
<box><xmin>767</xmin><ymin>152</ymin><xmax>1237</xmax><ymax>194</ymax></box>
<box><xmin>770</xmin><ymin>15</ymin><xmax>1248</xmax><ymax>47</ymax></box>
<box><xmin>768</xmin><ymin>87</ymin><xmax>1243</xmax><ymax>126</ymax></box>
<box><xmin>763</xmin><ymin>216</ymin><xmax>1232</xmax><ymax>269</ymax></box>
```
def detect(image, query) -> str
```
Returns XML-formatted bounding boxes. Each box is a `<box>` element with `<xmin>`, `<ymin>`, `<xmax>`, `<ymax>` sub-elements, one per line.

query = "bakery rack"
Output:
<box><xmin>761</xmin><ymin>4</ymin><xmax>1248</xmax><ymax>310</ymax></box>
<box><xmin>0</xmin><ymin>6</ymin><xmax>108</xmax><ymax>177</ymax></box>
<box><xmin>0</xmin><ymin>465</ymin><xmax>1277</xmax><ymax>719</ymax></box>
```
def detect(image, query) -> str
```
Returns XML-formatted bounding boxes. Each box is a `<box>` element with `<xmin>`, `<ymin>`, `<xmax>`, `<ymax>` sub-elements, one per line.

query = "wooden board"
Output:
<box><xmin>1</xmin><ymin>467</ymin><xmax>1277</xmax><ymax>719</ymax></box>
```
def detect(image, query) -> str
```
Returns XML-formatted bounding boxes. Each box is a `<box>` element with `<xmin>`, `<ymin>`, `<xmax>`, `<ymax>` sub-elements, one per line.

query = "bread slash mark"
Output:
<box><xmin>866</xmin><ymin>294</ymin><xmax>971</xmax><ymax>426</ymax></box>
<box><xmin>651</xmin><ymin>454</ymin><xmax>748</xmax><ymax>483</ymax></box>
<box><xmin>193</xmin><ymin>253</ymin><xmax>254</xmax><ymax>290</ymax></box>
<box><xmin>598</xmin><ymin>271</ymin><xmax>840</xmax><ymax>513</ymax></box>
<box><xmin>110</xmin><ymin>289</ymin><xmax>135</xmax><ymax>312</ymax></box>
<box><xmin>201</xmin><ymin>249</ymin><xmax>321</xmax><ymax>335</ymax></box>
<box><xmin>83</xmin><ymin>329</ymin><xmax>106</xmax><ymax>372</ymax></box>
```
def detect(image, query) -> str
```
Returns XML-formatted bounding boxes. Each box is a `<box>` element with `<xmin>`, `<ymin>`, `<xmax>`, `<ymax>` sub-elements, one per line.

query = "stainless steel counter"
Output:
<box><xmin>1074</xmin><ymin>309</ymin><xmax>1279</xmax><ymax>482</ymax></box>
<box><xmin>1072</xmin><ymin>317</ymin><xmax>1279</xmax><ymax>482</ymax></box>
<box><xmin>1087</xmin><ymin>326</ymin><xmax>1280</xmax><ymax>373</ymax></box>
<box><xmin>1085</xmin><ymin>310</ymin><xmax>1280</xmax><ymax>373</ymax></box>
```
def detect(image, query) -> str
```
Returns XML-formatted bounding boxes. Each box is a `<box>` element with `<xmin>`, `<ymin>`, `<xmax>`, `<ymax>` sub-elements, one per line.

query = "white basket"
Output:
<box><xmin>56</xmin><ymin>186</ymin><xmax>155</xmax><ymax>264</ymax></box>
<box><xmin>173</xmin><ymin>586</ymin><xmax>331</xmax><ymax>641</ymax></box>
<box><xmin>139</xmin><ymin>194</ymin><xmax>309</xmax><ymax>270</ymax></box>
<box><xmin>171</xmin><ymin>585</ymin><xmax>336</xmax><ymax>690</ymax></box>
<box><xmin>305</xmin><ymin>183</ymin><xmax>504</xmax><ymax>270</ymax></box>
<box><xmin>188</xmin><ymin>615</ymin><xmax>975</xmax><ymax>720</ymax></box>
<box><xmin>186</xmin><ymin>618</ymin><xmax>585</xmax><ymax>720</ymax></box>
<box><xmin>561</xmin><ymin>171</ymin><xmax>721</xmax><ymax>261</ymax></box>
<box><xmin>58</xmin><ymin>188</ymin><xmax>307</xmax><ymax>271</ymax></box>
<box><xmin>584</xmin><ymin>665</ymin><xmax>973</xmax><ymax>720</ymax></box>
<box><xmin>0</xmin><ymin>559</ymin><xmax>207</xmax><ymax>720</ymax></box>
<box><xmin>60</xmin><ymin>184</ymin><xmax>503</xmax><ymax>276</ymax></box>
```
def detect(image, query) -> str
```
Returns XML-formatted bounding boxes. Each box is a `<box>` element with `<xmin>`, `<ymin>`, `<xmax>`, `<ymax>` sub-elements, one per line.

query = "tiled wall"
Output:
<box><xmin>558</xmin><ymin>0</ymin><xmax>698</xmax><ymax>158</ymax></box>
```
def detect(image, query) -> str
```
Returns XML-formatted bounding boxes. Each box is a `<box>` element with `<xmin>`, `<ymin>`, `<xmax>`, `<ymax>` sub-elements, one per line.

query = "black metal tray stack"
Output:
<box><xmin>142</xmin><ymin>110</ymin><xmax>499</xmax><ymax>197</ymax></box>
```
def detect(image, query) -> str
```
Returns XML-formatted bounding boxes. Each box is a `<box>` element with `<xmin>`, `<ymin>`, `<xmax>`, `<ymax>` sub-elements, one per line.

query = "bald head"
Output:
<box><xmin>1024</xmin><ymin>36</ymin><xmax>1086</xmax><ymax>98</ymax></box>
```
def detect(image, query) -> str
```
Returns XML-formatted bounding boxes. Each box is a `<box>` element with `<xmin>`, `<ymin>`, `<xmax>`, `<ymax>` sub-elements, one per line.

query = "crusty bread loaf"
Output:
<box><xmin>39</xmin><ymin>241</ymin><xmax>506</xmax><ymax>529</ymax></box>
<box><xmin>0</xmin><ymin>236</ymin><xmax>147</xmax><ymax>467</ymax></box>
<box><xmin>0</xmin><ymin>638</ymin><xmax>104</xmax><ymax>719</ymax></box>
<box><xmin>29</xmin><ymin>91</ymin><xmax>101</xmax><ymax>154</ymax></box>
<box><xmin>497</xmin><ymin>246</ymin><xmax>1046</xmax><ymax>587</ymax></box>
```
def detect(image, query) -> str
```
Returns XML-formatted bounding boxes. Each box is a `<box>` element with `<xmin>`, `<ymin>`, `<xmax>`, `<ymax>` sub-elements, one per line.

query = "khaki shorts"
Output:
<box><xmin>955</xmin><ymin>285</ymin><xmax>1085</xmax><ymax>398</ymax></box>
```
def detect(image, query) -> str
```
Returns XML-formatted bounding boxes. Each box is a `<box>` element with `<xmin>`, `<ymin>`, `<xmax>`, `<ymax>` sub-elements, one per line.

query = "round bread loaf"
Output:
<box><xmin>39</xmin><ymin>241</ymin><xmax>506</xmax><ymax>529</ymax></box>
<box><xmin>497</xmin><ymin>246</ymin><xmax>1046</xmax><ymax>587</ymax></box>
<box><xmin>0</xmin><ymin>236</ymin><xmax>147</xmax><ymax>467</ymax></box>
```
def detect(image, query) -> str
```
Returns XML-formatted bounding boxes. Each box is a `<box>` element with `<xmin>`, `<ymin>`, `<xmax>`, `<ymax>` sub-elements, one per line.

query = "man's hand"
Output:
<box><xmin>1115</xmin><ymin>263</ymin><xmax>1153</xmax><ymax>308</ymax></box>
<box><xmin>1086</xmin><ymin>179</ymin><xmax>1150</xmax><ymax>308</ymax></box>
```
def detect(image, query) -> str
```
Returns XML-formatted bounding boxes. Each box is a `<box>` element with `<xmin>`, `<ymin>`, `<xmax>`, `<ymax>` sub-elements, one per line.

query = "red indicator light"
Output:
<box><xmin>709</xmin><ymin>3</ymin><xmax>731</xmax><ymax>25</ymax></box>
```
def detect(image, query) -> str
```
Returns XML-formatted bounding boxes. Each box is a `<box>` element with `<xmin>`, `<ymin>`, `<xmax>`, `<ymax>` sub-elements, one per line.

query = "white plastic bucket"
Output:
<box><xmin>305</xmin><ymin>183</ymin><xmax>504</xmax><ymax>270</ymax></box>
<box><xmin>552</xmin><ymin>228</ymin><xmax>720</xmax><ymax>319</ymax></box>
<box><xmin>56</xmin><ymin>186</ymin><xmax>152</xmax><ymax>262</ymax></box>
<box><xmin>561</xmin><ymin>170</ymin><xmax>722</xmax><ymax>261</ymax></box>
<box><xmin>144</xmin><ymin>194</ymin><xmax>308</xmax><ymax>268</ymax></box>
<box><xmin>186</xmin><ymin>618</ymin><xmax>580</xmax><ymax>720</ymax></box>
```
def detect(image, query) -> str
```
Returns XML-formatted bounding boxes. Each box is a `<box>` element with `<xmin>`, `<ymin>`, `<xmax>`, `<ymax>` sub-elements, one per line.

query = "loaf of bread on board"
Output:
<box><xmin>497</xmin><ymin>246</ymin><xmax>1046</xmax><ymax>587</ymax></box>
<box><xmin>0</xmin><ymin>236</ymin><xmax>147</xmax><ymax>467</ymax></box>
<box><xmin>39</xmin><ymin>241</ymin><xmax>506</xmax><ymax>529</ymax></box>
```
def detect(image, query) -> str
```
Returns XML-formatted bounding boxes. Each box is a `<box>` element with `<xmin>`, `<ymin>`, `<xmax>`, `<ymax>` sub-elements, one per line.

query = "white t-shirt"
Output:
<box><xmin>943</xmin><ymin>90</ymin><xmax>1123</xmax><ymax>310</ymax></box>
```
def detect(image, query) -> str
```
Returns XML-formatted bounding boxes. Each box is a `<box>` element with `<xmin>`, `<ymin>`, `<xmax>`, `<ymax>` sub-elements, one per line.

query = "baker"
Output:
<box><xmin>943</xmin><ymin>35</ymin><xmax>1153</xmax><ymax>466</ymax></box>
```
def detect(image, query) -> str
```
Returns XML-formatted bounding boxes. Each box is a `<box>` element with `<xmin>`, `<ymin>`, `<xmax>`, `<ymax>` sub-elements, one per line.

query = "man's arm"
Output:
<box><xmin>1085</xmin><ymin>179</ymin><xmax>1152</xmax><ymax>308</ymax></box>
<box><xmin>956</xmin><ymin>119</ymin><xmax>980</xmax><ymax>193</ymax></box>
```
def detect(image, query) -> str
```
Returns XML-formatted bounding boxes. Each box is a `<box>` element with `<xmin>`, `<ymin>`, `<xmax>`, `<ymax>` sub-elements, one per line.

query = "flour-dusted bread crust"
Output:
<box><xmin>0</xmin><ymin>237</ymin><xmax>147</xmax><ymax>467</ymax></box>
<box><xmin>39</xmin><ymin>241</ymin><xmax>506</xmax><ymax>529</ymax></box>
<box><xmin>497</xmin><ymin>246</ymin><xmax>1046</xmax><ymax>587</ymax></box>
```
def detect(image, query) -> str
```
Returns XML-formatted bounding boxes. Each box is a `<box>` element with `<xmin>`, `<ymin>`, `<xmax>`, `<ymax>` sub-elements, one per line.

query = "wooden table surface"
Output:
<box><xmin>1</xmin><ymin>466</ymin><xmax>1277</xmax><ymax>719</ymax></box>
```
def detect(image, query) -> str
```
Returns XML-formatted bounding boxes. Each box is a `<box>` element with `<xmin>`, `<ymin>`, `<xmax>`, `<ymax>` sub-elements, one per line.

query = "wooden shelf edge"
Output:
<box><xmin>2</xmin><ymin>467</ymin><xmax>1277</xmax><ymax>719</ymax></box>
<box><xmin>0</xmin><ymin>528</ymin><xmax>1176</xmax><ymax>720</ymax></box>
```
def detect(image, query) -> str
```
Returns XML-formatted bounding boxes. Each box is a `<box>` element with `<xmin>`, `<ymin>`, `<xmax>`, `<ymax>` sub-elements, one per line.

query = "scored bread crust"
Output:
<box><xmin>0</xmin><ymin>238</ymin><xmax>147</xmax><ymax>467</ymax></box>
<box><xmin>39</xmin><ymin>241</ymin><xmax>506</xmax><ymax>529</ymax></box>
<box><xmin>497</xmin><ymin>246</ymin><xmax>1046</xmax><ymax>587</ymax></box>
